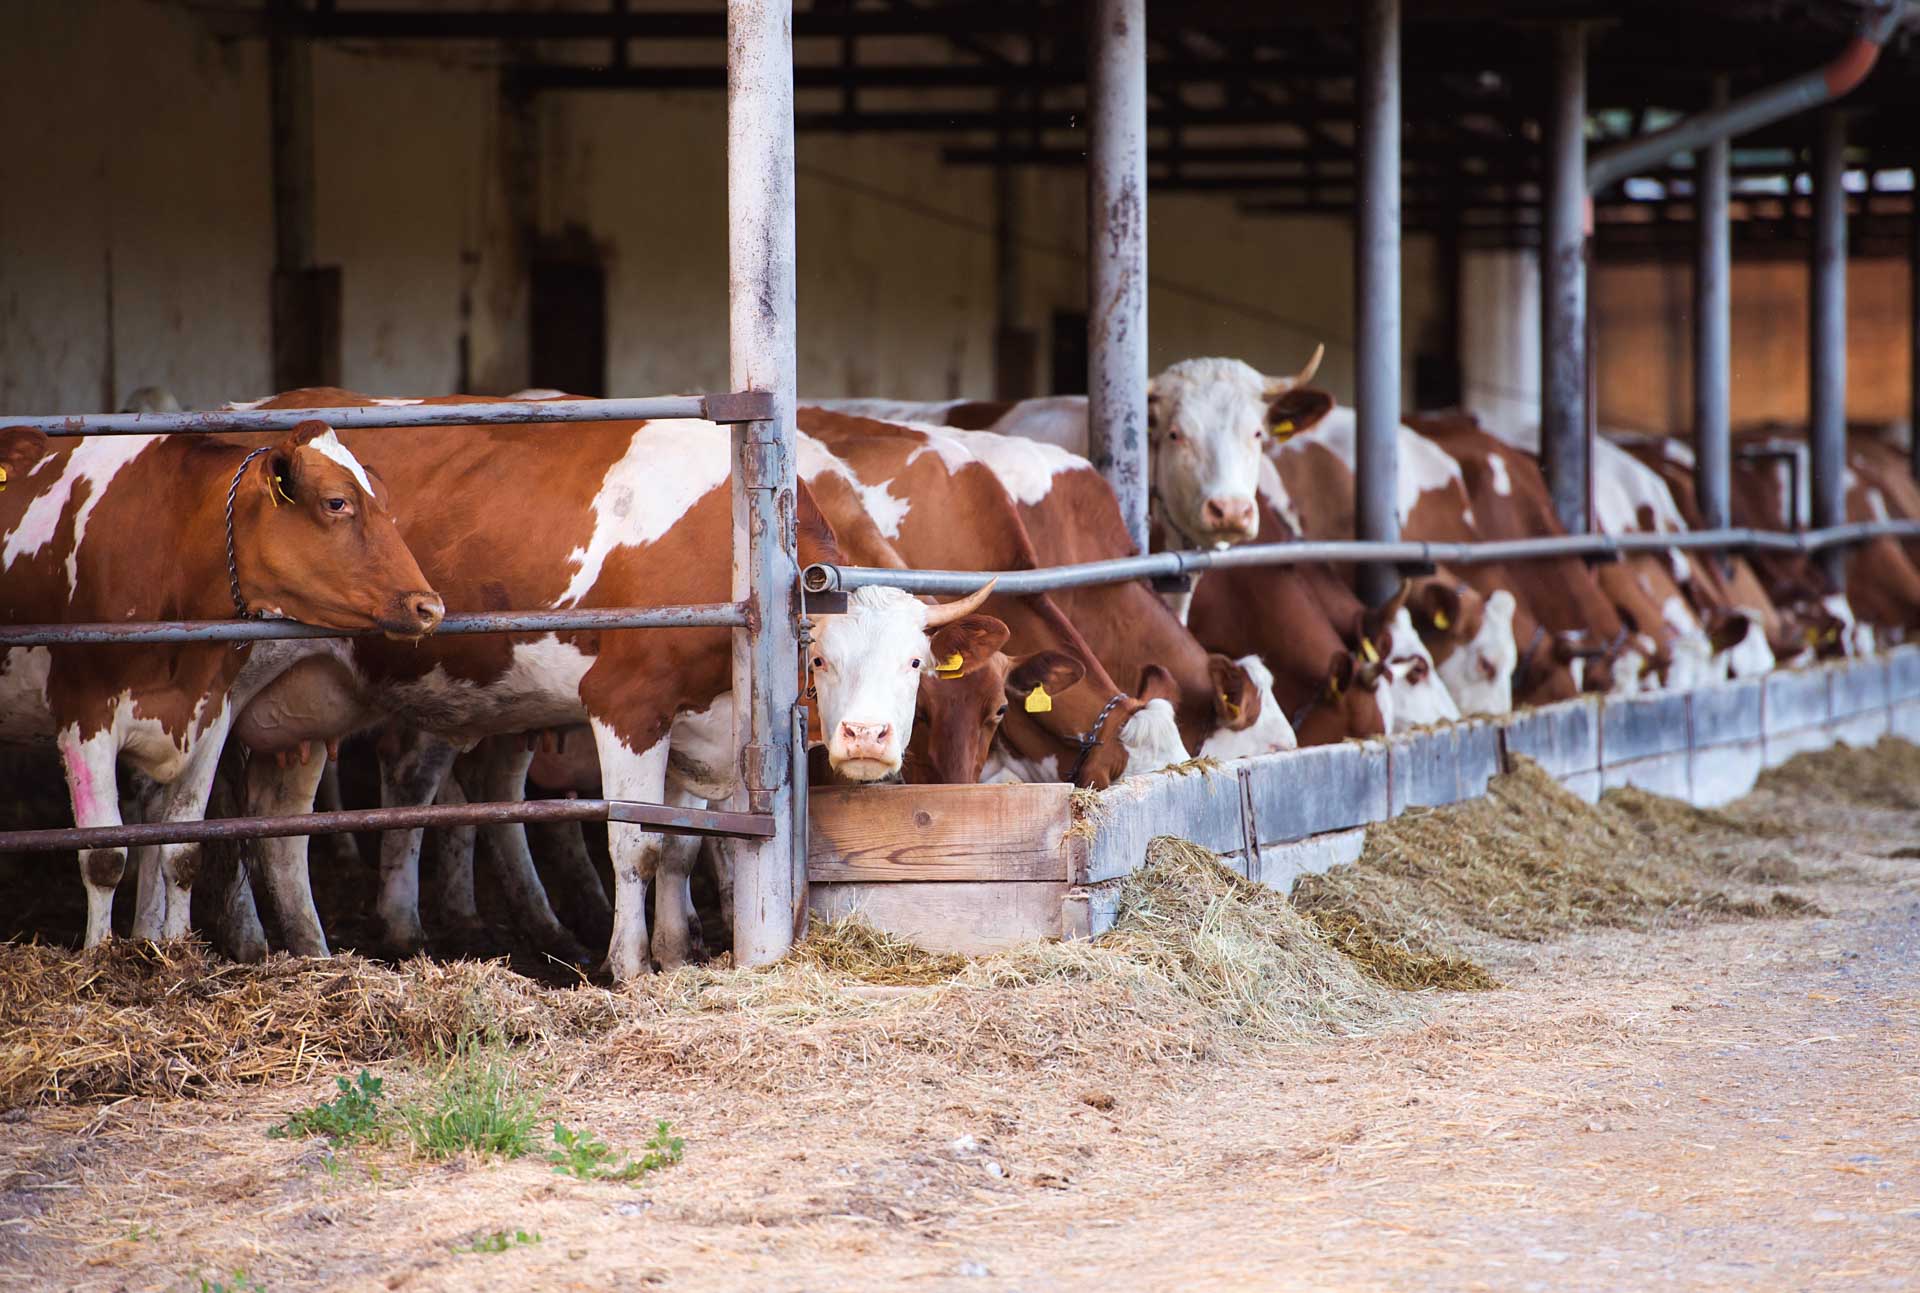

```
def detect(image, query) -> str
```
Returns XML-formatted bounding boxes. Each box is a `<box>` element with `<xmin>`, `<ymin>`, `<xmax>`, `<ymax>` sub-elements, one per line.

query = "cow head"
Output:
<box><xmin>810</xmin><ymin>581</ymin><xmax>1001</xmax><ymax>781</ymax></box>
<box><xmin>234</xmin><ymin>422</ymin><xmax>444</xmax><ymax>637</ymax></box>
<box><xmin>904</xmin><ymin>644</ymin><xmax>1083</xmax><ymax>785</ymax></box>
<box><xmin>1147</xmin><ymin>345</ymin><xmax>1324</xmax><ymax>548</ymax></box>
<box><xmin>1362</xmin><ymin>595</ymin><xmax>1460</xmax><ymax>731</ymax></box>
<box><xmin>1197</xmin><ymin>653</ymin><xmax>1298</xmax><ymax>758</ymax></box>
<box><xmin>1293</xmin><ymin>649</ymin><xmax>1392</xmax><ymax>745</ymax></box>
<box><xmin>1410</xmin><ymin>580</ymin><xmax>1518</xmax><ymax>718</ymax></box>
<box><xmin>1704</xmin><ymin>609</ymin><xmax>1776</xmax><ymax>681</ymax></box>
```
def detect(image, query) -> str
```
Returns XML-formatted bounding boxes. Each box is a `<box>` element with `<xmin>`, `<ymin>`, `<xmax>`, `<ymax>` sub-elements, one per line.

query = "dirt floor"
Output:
<box><xmin>3</xmin><ymin>758</ymin><xmax>1919</xmax><ymax>1292</ymax></box>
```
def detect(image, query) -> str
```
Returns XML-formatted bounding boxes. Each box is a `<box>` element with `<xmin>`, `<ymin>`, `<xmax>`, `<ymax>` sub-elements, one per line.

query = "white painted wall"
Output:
<box><xmin>2</xmin><ymin>1</ymin><xmax>1443</xmax><ymax>415</ymax></box>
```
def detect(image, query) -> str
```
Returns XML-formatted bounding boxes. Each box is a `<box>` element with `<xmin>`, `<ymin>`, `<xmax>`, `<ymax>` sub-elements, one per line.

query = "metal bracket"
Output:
<box><xmin>1150</xmin><ymin>572</ymin><xmax>1192</xmax><ymax>594</ymax></box>
<box><xmin>803</xmin><ymin>589</ymin><xmax>848</xmax><ymax>615</ymax></box>
<box><xmin>703</xmin><ymin>389</ymin><xmax>778</xmax><ymax>424</ymax></box>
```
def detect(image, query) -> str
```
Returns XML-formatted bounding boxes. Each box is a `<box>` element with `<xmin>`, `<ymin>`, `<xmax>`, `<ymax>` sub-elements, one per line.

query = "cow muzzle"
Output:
<box><xmin>1199</xmin><ymin>495</ymin><xmax>1258</xmax><ymax>543</ymax></box>
<box><xmin>379</xmin><ymin>591</ymin><xmax>446</xmax><ymax>640</ymax></box>
<box><xmin>830</xmin><ymin>720</ymin><xmax>899</xmax><ymax>781</ymax></box>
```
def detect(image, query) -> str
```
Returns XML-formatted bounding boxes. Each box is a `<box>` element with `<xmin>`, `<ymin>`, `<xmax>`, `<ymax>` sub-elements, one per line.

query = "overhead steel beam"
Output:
<box><xmin>1355</xmin><ymin>0</ymin><xmax>1402</xmax><ymax>607</ymax></box>
<box><xmin>1087</xmin><ymin>0</ymin><xmax>1150</xmax><ymax>558</ymax></box>
<box><xmin>1810</xmin><ymin>108</ymin><xmax>1850</xmax><ymax>588</ymax></box>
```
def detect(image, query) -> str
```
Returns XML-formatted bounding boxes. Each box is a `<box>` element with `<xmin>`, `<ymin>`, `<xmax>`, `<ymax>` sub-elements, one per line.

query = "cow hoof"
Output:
<box><xmin>372</xmin><ymin>921</ymin><xmax>428</xmax><ymax>961</ymax></box>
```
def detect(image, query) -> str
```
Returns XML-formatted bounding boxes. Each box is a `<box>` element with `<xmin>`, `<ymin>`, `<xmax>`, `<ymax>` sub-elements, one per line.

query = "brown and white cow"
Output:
<box><xmin>818</xmin><ymin>345</ymin><xmax>1327</xmax><ymax>552</ymax></box>
<box><xmin>0</xmin><ymin>420</ymin><xmax>442</xmax><ymax>947</ymax></box>
<box><xmin>797</xmin><ymin>409</ymin><xmax>1193</xmax><ymax>784</ymax></box>
<box><xmin>226</xmin><ymin>391</ymin><xmax>996</xmax><ymax>981</ymax></box>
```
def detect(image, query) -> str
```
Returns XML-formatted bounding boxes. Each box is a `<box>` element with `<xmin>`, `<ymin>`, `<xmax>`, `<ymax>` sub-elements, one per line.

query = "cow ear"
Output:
<box><xmin>1135</xmin><ymin>663</ymin><xmax>1181</xmax><ymax>707</ymax></box>
<box><xmin>0</xmin><ymin>428</ymin><xmax>50</xmax><ymax>493</ymax></box>
<box><xmin>1706</xmin><ymin>609</ymin><xmax>1752</xmax><ymax>655</ymax></box>
<box><xmin>267</xmin><ymin>420</ymin><xmax>337</xmax><ymax>504</ymax></box>
<box><xmin>1263</xmin><ymin>387</ymin><xmax>1335</xmax><ymax>438</ymax></box>
<box><xmin>927</xmin><ymin>615</ymin><xmax>1010</xmax><ymax>679</ymax></box>
<box><xmin>1205</xmin><ymin>654</ymin><xmax>1261</xmax><ymax>730</ymax></box>
<box><xmin>1412</xmin><ymin>579</ymin><xmax>1464</xmax><ymax>636</ymax></box>
<box><xmin>1326</xmin><ymin>649</ymin><xmax>1357</xmax><ymax>695</ymax></box>
<box><xmin>1007</xmin><ymin>650</ymin><xmax>1085</xmax><ymax>703</ymax></box>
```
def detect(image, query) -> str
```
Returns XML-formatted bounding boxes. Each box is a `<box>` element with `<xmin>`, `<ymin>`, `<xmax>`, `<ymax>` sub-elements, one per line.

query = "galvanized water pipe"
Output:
<box><xmin>1542</xmin><ymin>23</ymin><xmax>1590</xmax><ymax>534</ymax></box>
<box><xmin>6</xmin><ymin>393</ymin><xmax>765</xmax><ymax>436</ymax></box>
<box><xmin>1354</xmin><ymin>0</ymin><xmax>1402</xmax><ymax>607</ymax></box>
<box><xmin>727</xmin><ymin>0</ymin><xmax>803</xmax><ymax>967</ymax></box>
<box><xmin>1694</xmin><ymin>75</ymin><xmax>1733</xmax><ymax>534</ymax></box>
<box><xmin>1811</xmin><ymin>108</ymin><xmax>1851</xmax><ymax>588</ymax></box>
<box><xmin>1086</xmin><ymin>0</ymin><xmax>1149</xmax><ymax>556</ymax></box>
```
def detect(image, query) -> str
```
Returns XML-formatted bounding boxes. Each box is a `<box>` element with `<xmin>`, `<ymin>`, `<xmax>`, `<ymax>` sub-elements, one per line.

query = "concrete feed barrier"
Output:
<box><xmin>804</xmin><ymin>647</ymin><xmax>1920</xmax><ymax>951</ymax></box>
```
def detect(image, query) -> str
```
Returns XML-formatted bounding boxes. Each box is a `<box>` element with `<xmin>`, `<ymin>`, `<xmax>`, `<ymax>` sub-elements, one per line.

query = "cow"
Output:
<box><xmin>224</xmin><ymin>391</ymin><xmax>998</xmax><ymax>981</ymax></box>
<box><xmin>796</xmin><ymin>408</ymin><xmax>1193</xmax><ymax>784</ymax></box>
<box><xmin>908</xmin><ymin>425</ymin><xmax>1298</xmax><ymax>759</ymax></box>
<box><xmin>0</xmin><ymin>419</ymin><xmax>443</xmax><ymax>947</ymax></box>
<box><xmin>816</xmin><ymin>345</ymin><xmax>1327</xmax><ymax>555</ymax></box>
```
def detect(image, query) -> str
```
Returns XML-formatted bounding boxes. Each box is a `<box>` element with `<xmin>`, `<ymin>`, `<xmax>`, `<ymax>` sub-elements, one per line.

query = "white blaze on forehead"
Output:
<box><xmin>1437</xmin><ymin>589</ymin><xmax>1517</xmax><ymax>718</ymax></box>
<box><xmin>940</xmin><ymin>427</ymin><xmax>1082</xmax><ymax>506</ymax></box>
<box><xmin>1197</xmin><ymin>654</ymin><xmax>1298</xmax><ymax>758</ymax></box>
<box><xmin>3</xmin><ymin>434</ymin><xmax>156</xmax><ymax>592</ymax></box>
<box><xmin>1117</xmin><ymin>697</ymin><xmax>1190</xmax><ymax>777</ymax></box>
<box><xmin>1383</xmin><ymin>608</ymin><xmax>1461</xmax><ymax>730</ymax></box>
<box><xmin>1291</xmin><ymin>406</ymin><xmax>1476</xmax><ymax>529</ymax></box>
<box><xmin>796</xmin><ymin>433</ymin><xmax>911</xmax><ymax>538</ymax></box>
<box><xmin>559</xmin><ymin>419</ymin><xmax>730</xmax><ymax>606</ymax></box>
<box><xmin>307</xmin><ymin>428</ymin><xmax>377</xmax><ymax>499</ymax></box>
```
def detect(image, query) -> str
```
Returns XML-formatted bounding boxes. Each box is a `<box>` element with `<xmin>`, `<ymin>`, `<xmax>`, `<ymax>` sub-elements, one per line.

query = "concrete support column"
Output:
<box><xmin>1809</xmin><ymin>108</ymin><xmax>1849</xmax><ymax>586</ymax></box>
<box><xmin>1542</xmin><ymin>23</ymin><xmax>1589</xmax><ymax>534</ymax></box>
<box><xmin>1693</xmin><ymin>75</ymin><xmax>1732</xmax><ymax>533</ymax></box>
<box><xmin>726</xmin><ymin>0</ymin><xmax>802</xmax><ymax>966</ymax></box>
<box><xmin>1086</xmin><ymin>0</ymin><xmax>1149</xmax><ymax>555</ymax></box>
<box><xmin>1355</xmin><ymin>0</ymin><xmax>1402</xmax><ymax>606</ymax></box>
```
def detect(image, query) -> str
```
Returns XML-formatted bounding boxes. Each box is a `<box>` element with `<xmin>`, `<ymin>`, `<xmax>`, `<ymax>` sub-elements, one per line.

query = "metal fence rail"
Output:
<box><xmin>803</xmin><ymin>519</ymin><xmax>1920</xmax><ymax>598</ymax></box>
<box><xmin>0</xmin><ymin>604</ymin><xmax>749</xmax><ymax>647</ymax></box>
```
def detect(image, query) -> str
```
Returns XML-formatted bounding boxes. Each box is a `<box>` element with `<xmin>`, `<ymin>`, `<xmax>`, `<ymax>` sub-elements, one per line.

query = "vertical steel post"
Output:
<box><xmin>1542</xmin><ymin>23</ymin><xmax>1589</xmax><ymax>534</ymax></box>
<box><xmin>1911</xmin><ymin>186</ymin><xmax>1920</xmax><ymax>484</ymax></box>
<box><xmin>726</xmin><ymin>0</ymin><xmax>802</xmax><ymax>966</ymax></box>
<box><xmin>1694</xmin><ymin>75</ymin><xmax>1733</xmax><ymax>534</ymax></box>
<box><xmin>1810</xmin><ymin>108</ymin><xmax>1849</xmax><ymax>587</ymax></box>
<box><xmin>1086</xmin><ymin>0</ymin><xmax>1149</xmax><ymax>556</ymax></box>
<box><xmin>269</xmin><ymin>0</ymin><xmax>315</xmax><ymax>275</ymax></box>
<box><xmin>1355</xmin><ymin>0</ymin><xmax>1402</xmax><ymax>607</ymax></box>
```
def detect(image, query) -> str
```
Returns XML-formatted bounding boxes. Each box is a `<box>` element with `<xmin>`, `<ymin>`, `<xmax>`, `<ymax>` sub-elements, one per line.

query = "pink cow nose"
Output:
<box><xmin>1201</xmin><ymin>495</ymin><xmax>1257</xmax><ymax>538</ymax></box>
<box><xmin>836</xmin><ymin>721</ymin><xmax>893</xmax><ymax>758</ymax></box>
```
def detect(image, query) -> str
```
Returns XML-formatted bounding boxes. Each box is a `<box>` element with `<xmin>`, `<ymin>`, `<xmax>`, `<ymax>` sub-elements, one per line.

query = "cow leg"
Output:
<box><xmin>212</xmin><ymin>851</ymin><xmax>269</xmax><ymax>963</ymax></box>
<box><xmin>125</xmin><ymin>775</ymin><xmax>169</xmax><ymax>940</ymax></box>
<box><xmin>528</xmin><ymin>819</ymin><xmax>613</xmax><ymax>949</ymax></box>
<box><xmin>153</xmin><ymin>713</ymin><xmax>236</xmax><ymax>940</ymax></box>
<box><xmin>705</xmin><ymin>836</ymin><xmax>735</xmax><ymax>947</ymax></box>
<box><xmin>472</xmin><ymin>741</ymin><xmax>591</xmax><ymax>965</ymax></box>
<box><xmin>430</xmin><ymin>773</ymin><xmax>485</xmax><ymax>937</ymax></box>
<box><xmin>373</xmin><ymin>730</ymin><xmax>459</xmax><ymax>956</ymax></box>
<box><xmin>244</xmin><ymin>751</ymin><xmax>331</xmax><ymax>957</ymax></box>
<box><xmin>590</xmin><ymin>720</ymin><xmax>670</xmax><ymax>983</ymax></box>
<box><xmin>650</xmin><ymin>788</ymin><xmax>705</xmax><ymax>971</ymax></box>
<box><xmin>58</xmin><ymin>727</ymin><xmax>126</xmax><ymax>947</ymax></box>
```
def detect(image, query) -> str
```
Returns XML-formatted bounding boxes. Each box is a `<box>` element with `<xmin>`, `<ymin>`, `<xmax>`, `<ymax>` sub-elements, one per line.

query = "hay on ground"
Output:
<box><xmin>1292</xmin><ymin>757</ymin><xmax>1817</xmax><ymax>992</ymax></box>
<box><xmin>1755</xmin><ymin>736</ymin><xmax>1920</xmax><ymax>811</ymax></box>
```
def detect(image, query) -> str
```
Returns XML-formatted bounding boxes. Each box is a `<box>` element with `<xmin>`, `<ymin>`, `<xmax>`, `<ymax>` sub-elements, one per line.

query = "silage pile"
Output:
<box><xmin>1753</xmin><ymin>736</ymin><xmax>1920</xmax><ymax>811</ymax></box>
<box><xmin>1</xmin><ymin>840</ymin><xmax>1402</xmax><ymax>1107</ymax></box>
<box><xmin>1292</xmin><ymin>756</ymin><xmax>1816</xmax><ymax>991</ymax></box>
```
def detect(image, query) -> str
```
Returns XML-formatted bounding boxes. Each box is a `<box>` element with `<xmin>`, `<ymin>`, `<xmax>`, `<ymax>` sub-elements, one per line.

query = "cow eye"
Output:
<box><xmin>995</xmin><ymin>704</ymin><xmax>1008</xmax><ymax>719</ymax></box>
<box><xmin>910</xmin><ymin>657</ymin><xmax>921</xmax><ymax>669</ymax></box>
<box><xmin>1166</xmin><ymin>429</ymin><xmax>1181</xmax><ymax>443</ymax></box>
<box><xmin>325</xmin><ymin>496</ymin><xmax>349</xmax><ymax>513</ymax></box>
<box><xmin>811</xmin><ymin>656</ymin><xmax>825</xmax><ymax>670</ymax></box>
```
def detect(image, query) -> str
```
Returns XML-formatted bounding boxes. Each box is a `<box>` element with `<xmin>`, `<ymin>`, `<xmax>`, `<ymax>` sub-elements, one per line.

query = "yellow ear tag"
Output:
<box><xmin>1360</xmin><ymin>637</ymin><xmax>1380</xmax><ymax>664</ymax></box>
<box><xmin>1220</xmin><ymin>694</ymin><xmax>1242</xmax><ymax>720</ymax></box>
<box><xmin>1328</xmin><ymin>678</ymin><xmax>1342</xmax><ymax>701</ymax></box>
<box><xmin>0</xmin><ymin>466</ymin><xmax>8</xmax><ymax>492</ymax></box>
<box><xmin>935</xmin><ymin>653</ymin><xmax>964</xmax><ymax>677</ymax></box>
<box><xmin>272</xmin><ymin>473</ymin><xmax>294</xmax><ymax>507</ymax></box>
<box><xmin>1433</xmin><ymin>610</ymin><xmax>1450</xmax><ymax>630</ymax></box>
<box><xmin>1024</xmin><ymin>684</ymin><xmax>1053</xmax><ymax>714</ymax></box>
<box><xmin>1270</xmin><ymin>420</ymin><xmax>1295</xmax><ymax>437</ymax></box>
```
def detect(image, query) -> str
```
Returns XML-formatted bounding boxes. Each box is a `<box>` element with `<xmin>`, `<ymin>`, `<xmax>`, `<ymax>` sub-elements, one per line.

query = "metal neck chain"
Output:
<box><xmin>224</xmin><ymin>445</ymin><xmax>273</xmax><ymax>619</ymax></box>
<box><xmin>1066</xmin><ymin>691</ymin><xmax>1130</xmax><ymax>786</ymax></box>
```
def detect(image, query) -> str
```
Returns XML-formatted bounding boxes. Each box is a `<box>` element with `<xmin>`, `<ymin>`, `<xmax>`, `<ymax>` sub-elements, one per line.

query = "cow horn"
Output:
<box><xmin>1294</xmin><ymin>342</ymin><xmax>1326</xmax><ymax>387</ymax></box>
<box><xmin>924</xmin><ymin>578</ymin><xmax>997</xmax><ymax>627</ymax></box>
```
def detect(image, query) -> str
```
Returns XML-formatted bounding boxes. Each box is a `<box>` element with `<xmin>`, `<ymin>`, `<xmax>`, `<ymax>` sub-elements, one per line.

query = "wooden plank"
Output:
<box><xmin>806</xmin><ymin>781</ymin><xmax>1074</xmax><ymax>882</ymax></box>
<box><xmin>809</xmin><ymin>881</ymin><xmax>1067</xmax><ymax>954</ymax></box>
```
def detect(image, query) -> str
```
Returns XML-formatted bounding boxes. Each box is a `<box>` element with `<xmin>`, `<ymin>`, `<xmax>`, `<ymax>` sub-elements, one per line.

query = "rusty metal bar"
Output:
<box><xmin>0</xmin><ymin>603</ymin><xmax>749</xmax><ymax>648</ymax></box>
<box><xmin>803</xmin><ymin>520</ymin><xmax>1920</xmax><ymax>597</ymax></box>
<box><xmin>1086</xmin><ymin>0</ymin><xmax>1149</xmax><ymax>557</ymax></box>
<box><xmin>0</xmin><ymin>797</ymin><xmax>774</xmax><ymax>855</ymax></box>
<box><xmin>6</xmin><ymin>391</ymin><xmax>775</xmax><ymax>436</ymax></box>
